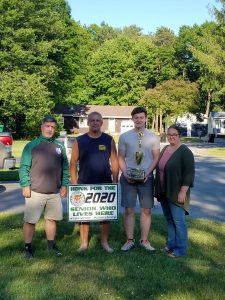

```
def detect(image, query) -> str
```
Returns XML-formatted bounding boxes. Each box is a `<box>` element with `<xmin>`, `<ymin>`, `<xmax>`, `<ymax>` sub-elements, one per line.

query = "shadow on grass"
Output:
<box><xmin>0</xmin><ymin>213</ymin><xmax>224</xmax><ymax>299</ymax></box>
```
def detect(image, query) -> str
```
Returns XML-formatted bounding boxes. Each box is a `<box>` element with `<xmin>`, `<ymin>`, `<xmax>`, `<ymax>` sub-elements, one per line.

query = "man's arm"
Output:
<box><xmin>60</xmin><ymin>143</ymin><xmax>69</xmax><ymax>197</ymax></box>
<box><xmin>19</xmin><ymin>144</ymin><xmax>32</xmax><ymax>198</ymax></box>
<box><xmin>110</xmin><ymin>139</ymin><xmax>119</xmax><ymax>183</ymax></box>
<box><xmin>118</xmin><ymin>148</ymin><xmax>134</xmax><ymax>183</ymax></box>
<box><xmin>144</xmin><ymin>149</ymin><xmax>160</xmax><ymax>181</ymax></box>
<box><xmin>70</xmin><ymin>139</ymin><xmax>79</xmax><ymax>184</ymax></box>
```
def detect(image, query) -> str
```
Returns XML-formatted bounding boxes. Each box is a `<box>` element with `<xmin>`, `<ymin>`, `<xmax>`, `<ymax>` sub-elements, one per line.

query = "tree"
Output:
<box><xmin>85</xmin><ymin>34</ymin><xmax>158</xmax><ymax>106</ymax></box>
<box><xmin>141</xmin><ymin>79</ymin><xmax>200</xmax><ymax>131</ymax></box>
<box><xmin>152</xmin><ymin>27</ymin><xmax>179</xmax><ymax>83</ymax></box>
<box><xmin>175</xmin><ymin>25</ymin><xmax>201</xmax><ymax>81</ymax></box>
<box><xmin>0</xmin><ymin>71</ymin><xmax>53</xmax><ymax>138</ymax></box>
<box><xmin>0</xmin><ymin>0</ymin><xmax>87</xmax><ymax>137</ymax></box>
<box><xmin>86</xmin><ymin>22</ymin><xmax>119</xmax><ymax>47</ymax></box>
<box><xmin>188</xmin><ymin>22</ymin><xmax>224</xmax><ymax>116</ymax></box>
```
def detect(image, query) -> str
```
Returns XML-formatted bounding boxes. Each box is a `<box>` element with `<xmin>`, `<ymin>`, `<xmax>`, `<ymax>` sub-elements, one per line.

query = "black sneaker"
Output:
<box><xmin>24</xmin><ymin>246</ymin><xmax>33</xmax><ymax>259</ymax></box>
<box><xmin>48</xmin><ymin>244</ymin><xmax>62</xmax><ymax>256</ymax></box>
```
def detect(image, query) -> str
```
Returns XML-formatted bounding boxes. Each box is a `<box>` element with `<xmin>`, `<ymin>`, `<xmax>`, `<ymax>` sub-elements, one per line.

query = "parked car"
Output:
<box><xmin>0</xmin><ymin>131</ymin><xmax>16</xmax><ymax>169</ymax></box>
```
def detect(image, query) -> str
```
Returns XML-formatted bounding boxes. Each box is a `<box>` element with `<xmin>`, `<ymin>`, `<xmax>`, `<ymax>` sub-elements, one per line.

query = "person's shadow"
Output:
<box><xmin>0</xmin><ymin>185</ymin><xmax>6</xmax><ymax>193</ymax></box>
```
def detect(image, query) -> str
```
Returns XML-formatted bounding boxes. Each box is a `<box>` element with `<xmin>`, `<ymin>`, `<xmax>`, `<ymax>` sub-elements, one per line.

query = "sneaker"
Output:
<box><xmin>140</xmin><ymin>240</ymin><xmax>156</xmax><ymax>251</ymax></box>
<box><xmin>121</xmin><ymin>239</ymin><xmax>135</xmax><ymax>251</ymax></box>
<box><xmin>24</xmin><ymin>246</ymin><xmax>33</xmax><ymax>259</ymax></box>
<box><xmin>160</xmin><ymin>246</ymin><xmax>172</xmax><ymax>254</ymax></box>
<box><xmin>48</xmin><ymin>244</ymin><xmax>62</xmax><ymax>256</ymax></box>
<box><xmin>167</xmin><ymin>252</ymin><xmax>180</xmax><ymax>258</ymax></box>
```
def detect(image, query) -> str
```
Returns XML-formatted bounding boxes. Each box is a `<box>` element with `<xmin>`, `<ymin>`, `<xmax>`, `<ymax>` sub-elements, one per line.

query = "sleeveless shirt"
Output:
<box><xmin>77</xmin><ymin>132</ymin><xmax>112</xmax><ymax>184</ymax></box>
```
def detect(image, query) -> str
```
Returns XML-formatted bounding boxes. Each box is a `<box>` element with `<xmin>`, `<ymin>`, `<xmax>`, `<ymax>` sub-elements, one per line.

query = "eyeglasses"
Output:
<box><xmin>167</xmin><ymin>134</ymin><xmax>179</xmax><ymax>137</ymax></box>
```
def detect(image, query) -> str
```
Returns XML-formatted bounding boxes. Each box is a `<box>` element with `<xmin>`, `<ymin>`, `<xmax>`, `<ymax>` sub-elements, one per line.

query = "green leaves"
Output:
<box><xmin>1</xmin><ymin>0</ymin><xmax>225</xmax><ymax>137</ymax></box>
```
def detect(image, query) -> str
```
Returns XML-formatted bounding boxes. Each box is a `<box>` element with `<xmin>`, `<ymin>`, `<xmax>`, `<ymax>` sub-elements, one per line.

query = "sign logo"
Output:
<box><xmin>70</xmin><ymin>192</ymin><xmax>85</xmax><ymax>206</ymax></box>
<box><xmin>99</xmin><ymin>144</ymin><xmax>106</xmax><ymax>151</ymax></box>
<box><xmin>56</xmin><ymin>147</ymin><xmax>62</xmax><ymax>155</ymax></box>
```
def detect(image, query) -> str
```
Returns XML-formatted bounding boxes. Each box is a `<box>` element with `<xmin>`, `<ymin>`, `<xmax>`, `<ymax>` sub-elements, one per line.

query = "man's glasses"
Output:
<box><xmin>167</xmin><ymin>134</ymin><xmax>179</xmax><ymax>137</ymax></box>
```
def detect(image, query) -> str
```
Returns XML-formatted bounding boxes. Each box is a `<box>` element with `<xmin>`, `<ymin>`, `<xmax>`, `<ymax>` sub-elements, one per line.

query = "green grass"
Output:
<box><xmin>0</xmin><ymin>213</ymin><xmax>224</xmax><ymax>300</ymax></box>
<box><xmin>198</xmin><ymin>148</ymin><xmax>225</xmax><ymax>158</ymax></box>
<box><xmin>181</xmin><ymin>137</ymin><xmax>203</xmax><ymax>143</ymax></box>
<box><xmin>12</xmin><ymin>140</ymin><xmax>28</xmax><ymax>158</ymax></box>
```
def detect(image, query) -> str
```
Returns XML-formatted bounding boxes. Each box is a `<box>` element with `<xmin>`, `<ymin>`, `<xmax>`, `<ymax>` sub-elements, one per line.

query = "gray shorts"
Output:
<box><xmin>24</xmin><ymin>191</ymin><xmax>63</xmax><ymax>224</ymax></box>
<box><xmin>120</xmin><ymin>175</ymin><xmax>154</xmax><ymax>209</ymax></box>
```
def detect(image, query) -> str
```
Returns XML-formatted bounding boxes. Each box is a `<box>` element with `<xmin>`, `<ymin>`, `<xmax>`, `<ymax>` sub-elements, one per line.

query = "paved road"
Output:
<box><xmin>1</xmin><ymin>146</ymin><xmax>225</xmax><ymax>222</ymax></box>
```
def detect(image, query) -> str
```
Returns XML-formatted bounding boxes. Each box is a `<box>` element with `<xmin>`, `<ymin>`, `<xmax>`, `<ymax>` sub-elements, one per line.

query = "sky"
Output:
<box><xmin>66</xmin><ymin>0</ymin><xmax>219</xmax><ymax>35</ymax></box>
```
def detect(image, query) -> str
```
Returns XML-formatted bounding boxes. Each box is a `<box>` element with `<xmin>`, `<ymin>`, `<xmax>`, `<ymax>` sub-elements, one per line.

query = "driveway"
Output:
<box><xmin>0</xmin><ymin>142</ymin><xmax>225</xmax><ymax>222</ymax></box>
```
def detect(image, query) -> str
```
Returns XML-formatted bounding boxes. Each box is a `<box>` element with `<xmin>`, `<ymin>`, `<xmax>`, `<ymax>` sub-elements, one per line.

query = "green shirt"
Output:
<box><xmin>19</xmin><ymin>135</ymin><xmax>69</xmax><ymax>193</ymax></box>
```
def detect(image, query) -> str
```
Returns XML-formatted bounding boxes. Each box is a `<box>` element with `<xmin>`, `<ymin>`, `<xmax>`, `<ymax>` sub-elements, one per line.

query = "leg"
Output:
<box><xmin>120</xmin><ymin>175</ymin><xmax>137</xmax><ymax>240</ymax></box>
<box><xmin>79</xmin><ymin>222</ymin><xmax>90</xmax><ymax>250</ymax></box>
<box><xmin>99</xmin><ymin>221</ymin><xmax>113</xmax><ymax>253</ymax></box>
<box><xmin>168</xmin><ymin>202</ymin><xmax>188</xmax><ymax>256</ymax></box>
<box><xmin>160</xmin><ymin>200</ymin><xmax>176</xmax><ymax>251</ymax></box>
<box><xmin>138</xmin><ymin>176</ymin><xmax>154</xmax><ymax>243</ymax></box>
<box><xmin>45</xmin><ymin>219</ymin><xmax>57</xmax><ymax>240</ymax></box>
<box><xmin>44</xmin><ymin>194</ymin><xmax>63</xmax><ymax>256</ymax></box>
<box><xmin>23</xmin><ymin>222</ymin><xmax>35</xmax><ymax>243</ymax></box>
<box><xmin>99</xmin><ymin>221</ymin><xmax>110</xmax><ymax>244</ymax></box>
<box><xmin>120</xmin><ymin>175</ymin><xmax>137</xmax><ymax>251</ymax></box>
<box><xmin>23</xmin><ymin>222</ymin><xmax>35</xmax><ymax>258</ymax></box>
<box><xmin>23</xmin><ymin>191</ymin><xmax>45</xmax><ymax>258</ymax></box>
<box><xmin>124</xmin><ymin>207</ymin><xmax>135</xmax><ymax>240</ymax></box>
<box><xmin>121</xmin><ymin>207</ymin><xmax>136</xmax><ymax>251</ymax></box>
<box><xmin>140</xmin><ymin>208</ymin><xmax>151</xmax><ymax>241</ymax></box>
<box><xmin>45</xmin><ymin>219</ymin><xmax>62</xmax><ymax>256</ymax></box>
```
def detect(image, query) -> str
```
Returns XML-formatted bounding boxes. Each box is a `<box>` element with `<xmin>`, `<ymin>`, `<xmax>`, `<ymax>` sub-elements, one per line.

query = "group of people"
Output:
<box><xmin>19</xmin><ymin>106</ymin><xmax>195</xmax><ymax>259</ymax></box>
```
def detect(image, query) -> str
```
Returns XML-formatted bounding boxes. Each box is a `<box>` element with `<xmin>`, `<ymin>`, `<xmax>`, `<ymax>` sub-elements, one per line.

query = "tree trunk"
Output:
<box><xmin>205</xmin><ymin>89</ymin><xmax>214</xmax><ymax>118</ymax></box>
<box><xmin>151</xmin><ymin>115</ymin><xmax>155</xmax><ymax>130</ymax></box>
<box><xmin>155</xmin><ymin>113</ymin><xmax>159</xmax><ymax>133</ymax></box>
<box><xmin>159</xmin><ymin>111</ymin><xmax>163</xmax><ymax>133</ymax></box>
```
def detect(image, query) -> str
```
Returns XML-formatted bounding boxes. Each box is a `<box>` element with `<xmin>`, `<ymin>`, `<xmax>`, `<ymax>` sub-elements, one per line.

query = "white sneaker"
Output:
<box><xmin>121</xmin><ymin>239</ymin><xmax>135</xmax><ymax>251</ymax></box>
<box><xmin>140</xmin><ymin>240</ymin><xmax>156</xmax><ymax>251</ymax></box>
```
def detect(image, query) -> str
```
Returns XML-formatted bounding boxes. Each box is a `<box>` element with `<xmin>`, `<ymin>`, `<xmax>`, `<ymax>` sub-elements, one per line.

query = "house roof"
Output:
<box><xmin>210</xmin><ymin>112</ymin><xmax>225</xmax><ymax>118</ymax></box>
<box><xmin>55</xmin><ymin>105</ymin><xmax>135</xmax><ymax>118</ymax></box>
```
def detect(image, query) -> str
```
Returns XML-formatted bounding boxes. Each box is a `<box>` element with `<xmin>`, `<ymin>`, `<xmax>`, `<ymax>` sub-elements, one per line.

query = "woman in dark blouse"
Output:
<box><xmin>155</xmin><ymin>125</ymin><xmax>195</xmax><ymax>258</ymax></box>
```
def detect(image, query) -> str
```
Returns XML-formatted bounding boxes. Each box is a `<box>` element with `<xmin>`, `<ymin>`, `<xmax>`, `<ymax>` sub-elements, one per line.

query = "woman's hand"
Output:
<box><xmin>178</xmin><ymin>190</ymin><xmax>186</xmax><ymax>203</ymax></box>
<box><xmin>178</xmin><ymin>186</ymin><xmax>189</xmax><ymax>204</ymax></box>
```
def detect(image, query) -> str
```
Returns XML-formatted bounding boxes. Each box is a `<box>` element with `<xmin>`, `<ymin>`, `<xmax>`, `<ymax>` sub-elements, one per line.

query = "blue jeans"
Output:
<box><xmin>161</xmin><ymin>200</ymin><xmax>188</xmax><ymax>256</ymax></box>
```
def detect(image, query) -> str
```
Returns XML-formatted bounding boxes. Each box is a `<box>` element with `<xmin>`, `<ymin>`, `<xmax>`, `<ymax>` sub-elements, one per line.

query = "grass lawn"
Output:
<box><xmin>196</xmin><ymin>148</ymin><xmax>225</xmax><ymax>158</ymax></box>
<box><xmin>0</xmin><ymin>213</ymin><xmax>224</xmax><ymax>300</ymax></box>
<box><xmin>12</xmin><ymin>140</ymin><xmax>29</xmax><ymax>158</ymax></box>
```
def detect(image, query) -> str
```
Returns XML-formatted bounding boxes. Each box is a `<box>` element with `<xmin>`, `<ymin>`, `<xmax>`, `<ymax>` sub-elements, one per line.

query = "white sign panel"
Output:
<box><xmin>68</xmin><ymin>184</ymin><xmax>118</xmax><ymax>222</ymax></box>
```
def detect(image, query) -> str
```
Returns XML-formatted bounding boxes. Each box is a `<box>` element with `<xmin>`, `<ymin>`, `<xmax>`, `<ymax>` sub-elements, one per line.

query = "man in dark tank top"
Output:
<box><xmin>70</xmin><ymin>112</ymin><xmax>119</xmax><ymax>252</ymax></box>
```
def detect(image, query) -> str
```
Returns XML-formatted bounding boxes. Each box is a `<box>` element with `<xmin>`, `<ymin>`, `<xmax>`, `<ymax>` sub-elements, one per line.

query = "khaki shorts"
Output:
<box><xmin>24</xmin><ymin>191</ymin><xmax>63</xmax><ymax>224</ymax></box>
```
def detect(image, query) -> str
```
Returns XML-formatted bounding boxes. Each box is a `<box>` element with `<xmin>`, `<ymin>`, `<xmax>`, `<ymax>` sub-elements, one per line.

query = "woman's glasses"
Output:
<box><xmin>167</xmin><ymin>133</ymin><xmax>179</xmax><ymax>137</ymax></box>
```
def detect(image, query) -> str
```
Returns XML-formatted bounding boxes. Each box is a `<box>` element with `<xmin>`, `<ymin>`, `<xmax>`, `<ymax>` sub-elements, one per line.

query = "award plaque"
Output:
<box><xmin>127</xmin><ymin>131</ymin><xmax>145</xmax><ymax>181</ymax></box>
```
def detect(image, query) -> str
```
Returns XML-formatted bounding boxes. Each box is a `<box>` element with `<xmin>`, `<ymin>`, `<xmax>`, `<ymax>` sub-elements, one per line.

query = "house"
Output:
<box><xmin>208</xmin><ymin>112</ymin><xmax>225</xmax><ymax>136</ymax></box>
<box><xmin>175</xmin><ymin>114</ymin><xmax>207</xmax><ymax>137</ymax></box>
<box><xmin>54</xmin><ymin>105</ymin><xmax>135</xmax><ymax>134</ymax></box>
